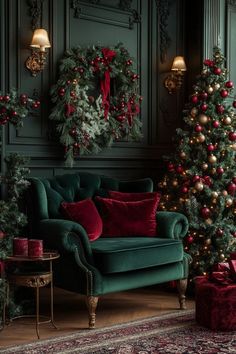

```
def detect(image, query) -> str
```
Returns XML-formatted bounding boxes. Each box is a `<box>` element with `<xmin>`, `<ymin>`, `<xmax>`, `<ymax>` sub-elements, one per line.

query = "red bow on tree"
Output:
<box><xmin>100</xmin><ymin>48</ymin><xmax>116</xmax><ymax>119</ymax></box>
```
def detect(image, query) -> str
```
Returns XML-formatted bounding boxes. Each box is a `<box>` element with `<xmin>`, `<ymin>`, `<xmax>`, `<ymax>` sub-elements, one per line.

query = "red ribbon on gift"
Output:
<box><xmin>100</xmin><ymin>48</ymin><xmax>116</xmax><ymax>120</ymax></box>
<box><xmin>209</xmin><ymin>260</ymin><xmax>236</xmax><ymax>285</ymax></box>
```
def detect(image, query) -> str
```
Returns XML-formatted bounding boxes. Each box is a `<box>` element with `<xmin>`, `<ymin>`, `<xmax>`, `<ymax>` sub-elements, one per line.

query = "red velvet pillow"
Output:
<box><xmin>108</xmin><ymin>190</ymin><xmax>161</xmax><ymax>202</ymax></box>
<box><xmin>95</xmin><ymin>196</ymin><xmax>159</xmax><ymax>237</ymax></box>
<box><xmin>61</xmin><ymin>199</ymin><xmax>102</xmax><ymax>241</ymax></box>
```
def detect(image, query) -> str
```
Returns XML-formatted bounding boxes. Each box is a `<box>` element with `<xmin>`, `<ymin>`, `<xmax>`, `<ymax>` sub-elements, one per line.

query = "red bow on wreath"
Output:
<box><xmin>100</xmin><ymin>48</ymin><xmax>116</xmax><ymax>119</ymax></box>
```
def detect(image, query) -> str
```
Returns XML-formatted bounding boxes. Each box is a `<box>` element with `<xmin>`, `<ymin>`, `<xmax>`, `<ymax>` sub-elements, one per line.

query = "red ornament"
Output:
<box><xmin>181</xmin><ymin>186</ymin><xmax>189</xmax><ymax>194</ymax></box>
<box><xmin>213</xmin><ymin>120</ymin><xmax>220</xmax><ymax>128</ymax></box>
<box><xmin>191</xmin><ymin>95</ymin><xmax>198</xmax><ymax>104</ymax></box>
<box><xmin>200</xmin><ymin>92</ymin><xmax>208</xmax><ymax>100</ymax></box>
<box><xmin>204</xmin><ymin>59</ymin><xmax>214</xmax><ymax>67</ymax></box>
<box><xmin>11</xmin><ymin>111</ymin><xmax>17</xmax><ymax>117</ymax></box>
<box><xmin>207</xmin><ymin>144</ymin><xmax>215</xmax><ymax>152</ymax></box>
<box><xmin>116</xmin><ymin>115</ymin><xmax>126</xmax><ymax>122</ymax></box>
<box><xmin>0</xmin><ymin>231</ymin><xmax>5</xmax><ymax>239</ymax></box>
<box><xmin>20</xmin><ymin>94</ymin><xmax>28</xmax><ymax>101</ymax></box>
<box><xmin>195</xmin><ymin>124</ymin><xmax>203</xmax><ymax>133</ymax></box>
<box><xmin>79</xmin><ymin>68</ymin><xmax>84</xmax><ymax>74</ymax></box>
<box><xmin>227</xmin><ymin>182</ymin><xmax>236</xmax><ymax>195</ymax></box>
<box><xmin>0</xmin><ymin>107</ymin><xmax>7</xmax><ymax>114</ymax></box>
<box><xmin>0</xmin><ymin>96</ymin><xmax>3</xmax><ymax>101</ymax></box>
<box><xmin>176</xmin><ymin>165</ymin><xmax>184</xmax><ymax>174</ymax></box>
<box><xmin>213</xmin><ymin>67</ymin><xmax>222</xmax><ymax>75</ymax></box>
<box><xmin>200</xmin><ymin>103</ymin><xmax>208</xmax><ymax>112</ymax></box>
<box><xmin>58</xmin><ymin>88</ymin><xmax>65</xmax><ymax>96</ymax></box>
<box><xmin>216</xmin><ymin>167</ymin><xmax>224</xmax><ymax>175</ymax></box>
<box><xmin>225</xmin><ymin>81</ymin><xmax>234</xmax><ymax>88</ymax></box>
<box><xmin>232</xmin><ymin>177</ymin><xmax>236</xmax><ymax>184</ymax></box>
<box><xmin>3</xmin><ymin>95</ymin><xmax>10</xmax><ymax>102</ymax></box>
<box><xmin>70</xmin><ymin>91</ymin><xmax>76</xmax><ymax>98</ymax></box>
<box><xmin>167</xmin><ymin>162</ymin><xmax>175</xmax><ymax>172</ymax></box>
<box><xmin>232</xmin><ymin>231</ymin><xmax>236</xmax><ymax>238</ymax></box>
<box><xmin>228</xmin><ymin>131</ymin><xmax>236</xmax><ymax>141</ymax></box>
<box><xmin>186</xmin><ymin>235</ymin><xmax>194</xmax><ymax>244</ymax></box>
<box><xmin>233</xmin><ymin>101</ymin><xmax>236</xmax><ymax>108</ymax></box>
<box><xmin>192</xmin><ymin>175</ymin><xmax>200</xmax><ymax>183</ymax></box>
<box><xmin>220</xmin><ymin>89</ymin><xmax>228</xmax><ymax>98</ymax></box>
<box><xmin>216</xmin><ymin>104</ymin><xmax>224</xmax><ymax>114</ymax></box>
<box><xmin>201</xmin><ymin>207</ymin><xmax>211</xmax><ymax>219</ymax></box>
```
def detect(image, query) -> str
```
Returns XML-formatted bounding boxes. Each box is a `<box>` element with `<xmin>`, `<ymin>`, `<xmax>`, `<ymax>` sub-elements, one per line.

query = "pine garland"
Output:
<box><xmin>50</xmin><ymin>43</ymin><xmax>143</xmax><ymax>167</ymax></box>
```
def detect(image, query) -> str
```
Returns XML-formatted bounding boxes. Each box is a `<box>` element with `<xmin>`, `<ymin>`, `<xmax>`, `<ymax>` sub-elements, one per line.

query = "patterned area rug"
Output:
<box><xmin>1</xmin><ymin>310</ymin><xmax>236</xmax><ymax>354</ymax></box>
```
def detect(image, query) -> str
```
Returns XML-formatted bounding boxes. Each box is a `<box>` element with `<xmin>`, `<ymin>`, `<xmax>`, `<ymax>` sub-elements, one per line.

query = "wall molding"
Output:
<box><xmin>155</xmin><ymin>0</ymin><xmax>171</xmax><ymax>63</ymax></box>
<box><xmin>27</xmin><ymin>0</ymin><xmax>44</xmax><ymax>30</ymax></box>
<box><xmin>70</xmin><ymin>0</ymin><xmax>141</xmax><ymax>29</ymax></box>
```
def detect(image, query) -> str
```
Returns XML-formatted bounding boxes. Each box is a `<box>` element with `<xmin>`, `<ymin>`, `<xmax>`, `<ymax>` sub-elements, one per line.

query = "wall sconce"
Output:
<box><xmin>25</xmin><ymin>28</ymin><xmax>51</xmax><ymax>77</ymax></box>
<box><xmin>164</xmin><ymin>56</ymin><xmax>187</xmax><ymax>94</ymax></box>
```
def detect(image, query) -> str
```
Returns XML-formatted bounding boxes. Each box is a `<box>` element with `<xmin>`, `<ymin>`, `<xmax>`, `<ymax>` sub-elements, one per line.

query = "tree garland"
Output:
<box><xmin>0</xmin><ymin>89</ymin><xmax>40</xmax><ymax>128</ymax></box>
<box><xmin>50</xmin><ymin>43</ymin><xmax>143</xmax><ymax>167</ymax></box>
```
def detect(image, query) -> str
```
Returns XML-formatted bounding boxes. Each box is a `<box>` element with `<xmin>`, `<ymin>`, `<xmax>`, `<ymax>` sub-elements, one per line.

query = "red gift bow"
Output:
<box><xmin>100</xmin><ymin>48</ymin><xmax>116</xmax><ymax>120</ymax></box>
<box><xmin>209</xmin><ymin>260</ymin><xmax>236</xmax><ymax>285</ymax></box>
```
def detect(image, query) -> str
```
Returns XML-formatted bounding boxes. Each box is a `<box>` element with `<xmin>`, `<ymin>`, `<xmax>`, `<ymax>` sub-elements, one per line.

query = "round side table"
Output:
<box><xmin>5</xmin><ymin>251</ymin><xmax>59</xmax><ymax>339</ymax></box>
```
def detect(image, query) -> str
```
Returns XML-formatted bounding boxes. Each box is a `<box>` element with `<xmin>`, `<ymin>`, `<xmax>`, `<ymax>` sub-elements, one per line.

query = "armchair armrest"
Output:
<box><xmin>37</xmin><ymin>219</ymin><xmax>94</xmax><ymax>264</ymax></box>
<box><xmin>156</xmin><ymin>211</ymin><xmax>189</xmax><ymax>240</ymax></box>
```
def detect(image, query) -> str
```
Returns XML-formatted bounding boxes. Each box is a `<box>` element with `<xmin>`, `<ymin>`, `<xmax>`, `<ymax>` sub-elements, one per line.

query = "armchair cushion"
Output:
<box><xmin>60</xmin><ymin>199</ymin><xmax>102</xmax><ymax>241</ymax></box>
<box><xmin>91</xmin><ymin>237</ymin><xmax>183</xmax><ymax>274</ymax></box>
<box><xmin>95</xmin><ymin>196</ymin><xmax>159</xmax><ymax>237</ymax></box>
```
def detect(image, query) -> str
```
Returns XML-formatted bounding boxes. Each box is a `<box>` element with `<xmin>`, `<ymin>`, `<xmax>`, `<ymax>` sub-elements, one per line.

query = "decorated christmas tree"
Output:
<box><xmin>158</xmin><ymin>47</ymin><xmax>236</xmax><ymax>280</ymax></box>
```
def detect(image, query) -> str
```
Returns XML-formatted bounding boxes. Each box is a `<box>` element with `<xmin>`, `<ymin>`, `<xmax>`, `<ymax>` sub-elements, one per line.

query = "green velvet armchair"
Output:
<box><xmin>26</xmin><ymin>173</ymin><xmax>191</xmax><ymax>328</ymax></box>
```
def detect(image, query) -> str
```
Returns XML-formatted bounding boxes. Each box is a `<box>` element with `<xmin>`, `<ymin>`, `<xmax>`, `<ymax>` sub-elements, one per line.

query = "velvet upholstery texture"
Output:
<box><xmin>95</xmin><ymin>196</ymin><xmax>159</xmax><ymax>237</ymax></box>
<box><xmin>108</xmin><ymin>190</ymin><xmax>161</xmax><ymax>201</ymax></box>
<box><xmin>60</xmin><ymin>199</ymin><xmax>102</xmax><ymax>241</ymax></box>
<box><xmin>27</xmin><ymin>173</ymin><xmax>190</xmax><ymax>302</ymax></box>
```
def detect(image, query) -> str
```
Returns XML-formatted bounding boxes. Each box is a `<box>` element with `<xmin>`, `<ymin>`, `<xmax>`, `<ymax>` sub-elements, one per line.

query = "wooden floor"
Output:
<box><xmin>0</xmin><ymin>286</ymin><xmax>195</xmax><ymax>349</ymax></box>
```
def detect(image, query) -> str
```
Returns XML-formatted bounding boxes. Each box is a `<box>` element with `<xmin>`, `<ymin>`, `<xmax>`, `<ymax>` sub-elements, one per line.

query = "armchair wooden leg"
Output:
<box><xmin>85</xmin><ymin>296</ymin><xmax>99</xmax><ymax>329</ymax></box>
<box><xmin>176</xmin><ymin>278</ymin><xmax>187</xmax><ymax>310</ymax></box>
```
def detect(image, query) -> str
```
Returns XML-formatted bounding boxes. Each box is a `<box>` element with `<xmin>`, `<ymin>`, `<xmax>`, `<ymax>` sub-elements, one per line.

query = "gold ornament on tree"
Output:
<box><xmin>198</xmin><ymin>114</ymin><xmax>208</xmax><ymax>124</ymax></box>
<box><xmin>208</xmin><ymin>154</ymin><xmax>217</xmax><ymax>163</ymax></box>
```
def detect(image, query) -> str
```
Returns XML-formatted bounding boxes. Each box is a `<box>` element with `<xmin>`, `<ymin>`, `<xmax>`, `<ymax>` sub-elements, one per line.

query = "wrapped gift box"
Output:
<box><xmin>195</xmin><ymin>276</ymin><xmax>236</xmax><ymax>331</ymax></box>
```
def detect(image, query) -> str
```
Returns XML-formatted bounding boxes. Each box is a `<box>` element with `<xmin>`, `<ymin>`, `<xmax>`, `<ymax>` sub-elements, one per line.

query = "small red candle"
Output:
<box><xmin>13</xmin><ymin>238</ymin><xmax>28</xmax><ymax>256</ymax></box>
<box><xmin>28</xmin><ymin>239</ymin><xmax>43</xmax><ymax>258</ymax></box>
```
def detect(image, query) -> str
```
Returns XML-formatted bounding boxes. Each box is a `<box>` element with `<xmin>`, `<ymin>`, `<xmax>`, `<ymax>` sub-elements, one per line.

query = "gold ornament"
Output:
<box><xmin>226</xmin><ymin>198</ymin><xmax>233</xmax><ymax>207</ymax></box>
<box><xmin>73</xmin><ymin>79</ymin><xmax>78</xmax><ymax>85</ymax></box>
<box><xmin>202</xmin><ymin>163</ymin><xmax>208</xmax><ymax>170</ymax></box>
<box><xmin>205</xmin><ymin>218</ymin><xmax>213</xmax><ymax>225</ymax></box>
<box><xmin>172</xmin><ymin>179</ymin><xmax>178</xmax><ymax>187</ymax></box>
<box><xmin>231</xmin><ymin>144</ymin><xmax>236</xmax><ymax>151</ymax></box>
<box><xmin>211</xmin><ymin>168</ymin><xmax>216</xmax><ymax>174</ymax></box>
<box><xmin>179</xmin><ymin>151</ymin><xmax>186</xmax><ymax>159</ymax></box>
<box><xmin>191</xmin><ymin>107</ymin><xmax>198</xmax><ymax>117</ymax></box>
<box><xmin>198</xmin><ymin>134</ymin><xmax>206</xmax><ymax>143</ymax></box>
<box><xmin>219</xmin><ymin>254</ymin><xmax>225</xmax><ymax>260</ymax></box>
<box><xmin>222</xmin><ymin>190</ymin><xmax>228</xmax><ymax>196</ymax></box>
<box><xmin>205</xmin><ymin>239</ymin><xmax>212</xmax><ymax>245</ymax></box>
<box><xmin>211</xmin><ymin>191</ymin><xmax>218</xmax><ymax>198</ymax></box>
<box><xmin>198</xmin><ymin>114</ymin><xmax>208</xmax><ymax>125</ymax></box>
<box><xmin>223</xmin><ymin>117</ymin><xmax>232</xmax><ymax>125</ymax></box>
<box><xmin>195</xmin><ymin>182</ymin><xmax>204</xmax><ymax>191</ymax></box>
<box><xmin>214</xmin><ymin>83</ymin><xmax>220</xmax><ymax>90</ymax></box>
<box><xmin>212</xmin><ymin>198</ymin><xmax>217</xmax><ymax>204</ymax></box>
<box><xmin>207</xmin><ymin>86</ymin><xmax>214</xmax><ymax>94</ymax></box>
<box><xmin>208</xmin><ymin>154</ymin><xmax>217</xmax><ymax>164</ymax></box>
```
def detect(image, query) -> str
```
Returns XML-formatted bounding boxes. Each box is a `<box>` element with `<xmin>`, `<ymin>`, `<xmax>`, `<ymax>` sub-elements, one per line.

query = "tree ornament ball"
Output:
<box><xmin>198</xmin><ymin>134</ymin><xmax>205</xmax><ymax>143</ymax></box>
<box><xmin>167</xmin><ymin>162</ymin><xmax>175</xmax><ymax>172</ymax></box>
<box><xmin>211</xmin><ymin>168</ymin><xmax>216</xmax><ymax>174</ymax></box>
<box><xmin>222</xmin><ymin>190</ymin><xmax>228</xmax><ymax>196</ymax></box>
<box><xmin>205</xmin><ymin>218</ymin><xmax>213</xmax><ymax>225</ymax></box>
<box><xmin>191</xmin><ymin>95</ymin><xmax>198</xmax><ymax>104</ymax></box>
<box><xmin>176</xmin><ymin>165</ymin><xmax>184</xmax><ymax>174</ymax></box>
<box><xmin>216</xmin><ymin>166</ymin><xmax>224</xmax><ymax>174</ymax></box>
<box><xmin>194</xmin><ymin>124</ymin><xmax>203</xmax><ymax>132</ymax></box>
<box><xmin>207</xmin><ymin>86</ymin><xmax>214</xmax><ymax>94</ymax></box>
<box><xmin>186</xmin><ymin>235</ymin><xmax>194</xmax><ymax>244</ymax></box>
<box><xmin>202</xmin><ymin>163</ymin><xmax>208</xmax><ymax>170</ymax></box>
<box><xmin>232</xmin><ymin>231</ymin><xmax>236</xmax><ymax>238</ymax></box>
<box><xmin>181</xmin><ymin>186</ymin><xmax>188</xmax><ymax>194</ymax></box>
<box><xmin>0</xmin><ymin>231</ymin><xmax>5</xmax><ymax>239</ymax></box>
<box><xmin>213</xmin><ymin>67</ymin><xmax>222</xmax><ymax>75</ymax></box>
<box><xmin>179</xmin><ymin>151</ymin><xmax>186</xmax><ymax>159</ymax></box>
<box><xmin>213</xmin><ymin>120</ymin><xmax>220</xmax><ymax>128</ymax></box>
<box><xmin>223</xmin><ymin>116</ymin><xmax>232</xmax><ymax>125</ymax></box>
<box><xmin>208</xmin><ymin>154</ymin><xmax>217</xmax><ymax>163</ymax></box>
<box><xmin>220</xmin><ymin>89</ymin><xmax>228</xmax><ymax>98</ymax></box>
<box><xmin>201</xmin><ymin>207</ymin><xmax>211</xmax><ymax>219</ymax></box>
<box><xmin>225</xmin><ymin>80</ymin><xmax>234</xmax><ymax>88</ymax></box>
<box><xmin>216</xmin><ymin>104</ymin><xmax>224</xmax><ymax>114</ymax></box>
<box><xmin>207</xmin><ymin>144</ymin><xmax>215</xmax><ymax>152</ymax></box>
<box><xmin>195</xmin><ymin>181</ymin><xmax>204</xmax><ymax>191</ymax></box>
<box><xmin>172</xmin><ymin>180</ymin><xmax>178</xmax><ymax>187</ymax></box>
<box><xmin>200</xmin><ymin>103</ymin><xmax>208</xmax><ymax>112</ymax></box>
<box><xmin>231</xmin><ymin>143</ymin><xmax>236</xmax><ymax>151</ymax></box>
<box><xmin>233</xmin><ymin>101</ymin><xmax>236</xmax><ymax>108</ymax></box>
<box><xmin>228</xmin><ymin>131</ymin><xmax>236</xmax><ymax>141</ymax></box>
<box><xmin>211</xmin><ymin>191</ymin><xmax>218</xmax><ymax>198</ymax></box>
<box><xmin>205</xmin><ymin>238</ymin><xmax>212</xmax><ymax>245</ymax></box>
<box><xmin>191</xmin><ymin>107</ymin><xmax>198</xmax><ymax>117</ymax></box>
<box><xmin>226</xmin><ymin>198</ymin><xmax>233</xmax><ymax>207</ymax></box>
<box><xmin>200</xmin><ymin>92</ymin><xmax>208</xmax><ymax>100</ymax></box>
<box><xmin>214</xmin><ymin>83</ymin><xmax>221</xmax><ymax>90</ymax></box>
<box><xmin>227</xmin><ymin>182</ymin><xmax>236</xmax><ymax>195</ymax></box>
<box><xmin>192</xmin><ymin>175</ymin><xmax>200</xmax><ymax>183</ymax></box>
<box><xmin>219</xmin><ymin>254</ymin><xmax>225</xmax><ymax>260</ymax></box>
<box><xmin>198</xmin><ymin>114</ymin><xmax>208</xmax><ymax>124</ymax></box>
<box><xmin>232</xmin><ymin>177</ymin><xmax>236</xmax><ymax>184</ymax></box>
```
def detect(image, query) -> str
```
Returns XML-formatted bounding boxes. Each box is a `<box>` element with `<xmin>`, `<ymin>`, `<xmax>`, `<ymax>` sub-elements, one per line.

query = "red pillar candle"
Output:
<box><xmin>28</xmin><ymin>239</ymin><xmax>43</xmax><ymax>257</ymax></box>
<box><xmin>13</xmin><ymin>238</ymin><xmax>28</xmax><ymax>256</ymax></box>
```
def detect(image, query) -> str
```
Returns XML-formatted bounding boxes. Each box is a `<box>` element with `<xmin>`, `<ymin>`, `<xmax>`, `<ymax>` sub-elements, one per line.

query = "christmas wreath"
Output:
<box><xmin>50</xmin><ymin>43</ymin><xmax>142</xmax><ymax>167</ymax></box>
<box><xmin>0</xmin><ymin>89</ymin><xmax>40</xmax><ymax>128</ymax></box>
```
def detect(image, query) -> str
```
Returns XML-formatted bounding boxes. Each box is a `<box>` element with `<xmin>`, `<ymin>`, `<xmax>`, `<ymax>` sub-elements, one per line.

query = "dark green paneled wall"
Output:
<box><xmin>0</xmin><ymin>0</ymin><xmax>191</xmax><ymax>185</ymax></box>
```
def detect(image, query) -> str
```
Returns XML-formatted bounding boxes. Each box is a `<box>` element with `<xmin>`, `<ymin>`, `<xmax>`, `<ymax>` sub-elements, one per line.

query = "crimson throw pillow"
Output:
<box><xmin>95</xmin><ymin>196</ymin><xmax>159</xmax><ymax>237</ymax></box>
<box><xmin>108</xmin><ymin>190</ymin><xmax>161</xmax><ymax>202</ymax></box>
<box><xmin>61</xmin><ymin>199</ymin><xmax>102</xmax><ymax>241</ymax></box>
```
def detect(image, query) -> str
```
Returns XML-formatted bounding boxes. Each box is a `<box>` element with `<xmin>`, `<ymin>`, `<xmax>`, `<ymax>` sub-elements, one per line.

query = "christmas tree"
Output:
<box><xmin>158</xmin><ymin>47</ymin><xmax>236</xmax><ymax>279</ymax></box>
